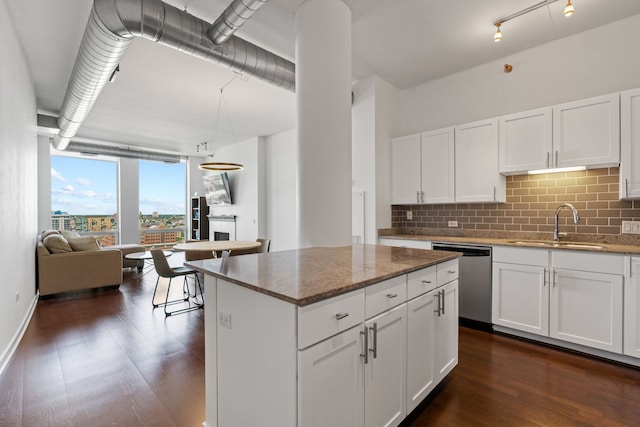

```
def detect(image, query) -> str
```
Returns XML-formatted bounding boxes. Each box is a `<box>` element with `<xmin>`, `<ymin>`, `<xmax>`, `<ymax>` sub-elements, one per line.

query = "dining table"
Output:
<box><xmin>173</xmin><ymin>240</ymin><xmax>261</xmax><ymax>255</ymax></box>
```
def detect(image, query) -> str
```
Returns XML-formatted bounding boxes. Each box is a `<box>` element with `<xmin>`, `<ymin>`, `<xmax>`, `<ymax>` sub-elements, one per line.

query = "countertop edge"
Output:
<box><xmin>379</xmin><ymin>235</ymin><xmax>640</xmax><ymax>255</ymax></box>
<box><xmin>186</xmin><ymin>251</ymin><xmax>460</xmax><ymax>307</ymax></box>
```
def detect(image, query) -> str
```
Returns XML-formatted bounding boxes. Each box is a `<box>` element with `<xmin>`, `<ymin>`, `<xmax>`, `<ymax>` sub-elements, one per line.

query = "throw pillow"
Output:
<box><xmin>43</xmin><ymin>234</ymin><xmax>73</xmax><ymax>254</ymax></box>
<box><xmin>68</xmin><ymin>236</ymin><xmax>100</xmax><ymax>252</ymax></box>
<box><xmin>41</xmin><ymin>229</ymin><xmax>60</xmax><ymax>239</ymax></box>
<box><xmin>60</xmin><ymin>230</ymin><xmax>81</xmax><ymax>240</ymax></box>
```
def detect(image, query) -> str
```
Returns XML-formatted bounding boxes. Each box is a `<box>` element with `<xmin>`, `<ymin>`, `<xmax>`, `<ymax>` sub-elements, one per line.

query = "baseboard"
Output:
<box><xmin>0</xmin><ymin>291</ymin><xmax>39</xmax><ymax>376</ymax></box>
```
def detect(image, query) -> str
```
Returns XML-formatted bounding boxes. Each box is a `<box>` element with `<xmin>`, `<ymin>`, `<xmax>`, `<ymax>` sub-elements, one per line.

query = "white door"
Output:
<box><xmin>421</xmin><ymin>127</ymin><xmax>455</xmax><ymax>203</ymax></box>
<box><xmin>624</xmin><ymin>257</ymin><xmax>640</xmax><ymax>358</ymax></box>
<box><xmin>406</xmin><ymin>291</ymin><xmax>436</xmax><ymax>413</ymax></box>
<box><xmin>492</xmin><ymin>262</ymin><xmax>549</xmax><ymax>336</ymax></box>
<box><xmin>620</xmin><ymin>88</ymin><xmax>640</xmax><ymax>199</ymax></box>
<box><xmin>364</xmin><ymin>304</ymin><xmax>407</xmax><ymax>427</ymax></box>
<box><xmin>298</xmin><ymin>325</ymin><xmax>365</xmax><ymax>427</ymax></box>
<box><xmin>550</xmin><ymin>268</ymin><xmax>623</xmax><ymax>353</ymax></box>
<box><xmin>552</xmin><ymin>93</ymin><xmax>620</xmax><ymax>168</ymax></box>
<box><xmin>435</xmin><ymin>280</ymin><xmax>459</xmax><ymax>382</ymax></box>
<box><xmin>392</xmin><ymin>134</ymin><xmax>422</xmax><ymax>204</ymax></box>
<box><xmin>498</xmin><ymin>107</ymin><xmax>552</xmax><ymax>174</ymax></box>
<box><xmin>454</xmin><ymin>119</ymin><xmax>505</xmax><ymax>203</ymax></box>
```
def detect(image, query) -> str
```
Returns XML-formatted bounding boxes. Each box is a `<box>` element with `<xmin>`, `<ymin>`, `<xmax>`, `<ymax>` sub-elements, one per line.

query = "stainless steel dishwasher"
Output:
<box><xmin>432</xmin><ymin>242</ymin><xmax>492</xmax><ymax>328</ymax></box>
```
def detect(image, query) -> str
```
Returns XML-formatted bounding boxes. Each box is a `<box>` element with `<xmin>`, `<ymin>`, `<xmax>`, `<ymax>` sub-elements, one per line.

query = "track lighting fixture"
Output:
<box><xmin>492</xmin><ymin>0</ymin><xmax>575</xmax><ymax>42</ymax></box>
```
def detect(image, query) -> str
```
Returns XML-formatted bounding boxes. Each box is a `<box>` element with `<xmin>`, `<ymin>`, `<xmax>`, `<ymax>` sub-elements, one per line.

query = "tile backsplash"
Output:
<box><xmin>392</xmin><ymin>167</ymin><xmax>640</xmax><ymax>237</ymax></box>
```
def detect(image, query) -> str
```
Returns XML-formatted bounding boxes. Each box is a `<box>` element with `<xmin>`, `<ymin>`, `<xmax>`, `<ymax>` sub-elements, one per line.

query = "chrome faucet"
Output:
<box><xmin>553</xmin><ymin>203</ymin><xmax>580</xmax><ymax>241</ymax></box>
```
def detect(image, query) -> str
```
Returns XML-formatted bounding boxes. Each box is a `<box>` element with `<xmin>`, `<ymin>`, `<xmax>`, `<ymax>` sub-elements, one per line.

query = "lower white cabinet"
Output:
<box><xmin>493</xmin><ymin>261</ymin><xmax>548</xmax><ymax>336</ymax></box>
<box><xmin>406</xmin><ymin>280</ymin><xmax>459</xmax><ymax>414</ymax></box>
<box><xmin>493</xmin><ymin>246</ymin><xmax>624</xmax><ymax>354</ymax></box>
<box><xmin>624</xmin><ymin>257</ymin><xmax>640</xmax><ymax>358</ymax></box>
<box><xmin>364</xmin><ymin>304</ymin><xmax>407</xmax><ymax>427</ymax></box>
<box><xmin>298</xmin><ymin>325</ymin><xmax>365</xmax><ymax>427</ymax></box>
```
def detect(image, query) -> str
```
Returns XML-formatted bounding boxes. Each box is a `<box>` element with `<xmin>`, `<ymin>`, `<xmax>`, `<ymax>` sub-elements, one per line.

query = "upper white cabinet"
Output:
<box><xmin>499</xmin><ymin>108</ymin><xmax>553</xmax><ymax>173</ymax></box>
<box><xmin>421</xmin><ymin>128</ymin><xmax>455</xmax><ymax>204</ymax></box>
<box><xmin>455</xmin><ymin>118</ymin><xmax>506</xmax><ymax>203</ymax></box>
<box><xmin>391</xmin><ymin>134</ymin><xmax>422</xmax><ymax>204</ymax></box>
<box><xmin>391</xmin><ymin>128</ymin><xmax>455</xmax><ymax>205</ymax></box>
<box><xmin>552</xmin><ymin>93</ymin><xmax>620</xmax><ymax>168</ymax></box>
<box><xmin>498</xmin><ymin>93</ymin><xmax>620</xmax><ymax>174</ymax></box>
<box><xmin>620</xmin><ymin>88</ymin><xmax>640</xmax><ymax>199</ymax></box>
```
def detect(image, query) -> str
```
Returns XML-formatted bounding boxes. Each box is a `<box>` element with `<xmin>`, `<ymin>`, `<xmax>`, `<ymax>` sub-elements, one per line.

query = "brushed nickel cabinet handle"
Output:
<box><xmin>369</xmin><ymin>322</ymin><xmax>378</xmax><ymax>359</ymax></box>
<box><xmin>360</xmin><ymin>326</ymin><xmax>369</xmax><ymax>364</ymax></box>
<box><xmin>335</xmin><ymin>312</ymin><xmax>349</xmax><ymax>320</ymax></box>
<box><xmin>441</xmin><ymin>289</ymin><xmax>446</xmax><ymax>316</ymax></box>
<box><xmin>386</xmin><ymin>293</ymin><xmax>398</xmax><ymax>299</ymax></box>
<box><xmin>434</xmin><ymin>291</ymin><xmax>441</xmax><ymax>317</ymax></box>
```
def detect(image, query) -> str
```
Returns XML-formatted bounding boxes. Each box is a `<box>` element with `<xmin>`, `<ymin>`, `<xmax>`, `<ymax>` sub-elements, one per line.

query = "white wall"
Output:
<box><xmin>0</xmin><ymin>0</ymin><xmax>39</xmax><ymax>372</ymax></box>
<box><xmin>352</xmin><ymin>75</ymin><xmax>401</xmax><ymax>243</ymax></box>
<box><xmin>265</xmin><ymin>129</ymin><xmax>298</xmax><ymax>251</ymax></box>
<box><xmin>119</xmin><ymin>158</ymin><xmax>139</xmax><ymax>244</ymax></box>
<box><xmin>401</xmin><ymin>13</ymin><xmax>640</xmax><ymax>135</ymax></box>
<box><xmin>209</xmin><ymin>137</ymin><xmax>264</xmax><ymax>241</ymax></box>
<box><xmin>37</xmin><ymin>135</ymin><xmax>51</xmax><ymax>233</ymax></box>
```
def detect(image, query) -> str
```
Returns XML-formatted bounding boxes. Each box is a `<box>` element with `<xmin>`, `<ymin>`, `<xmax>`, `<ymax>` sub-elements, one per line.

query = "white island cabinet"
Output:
<box><xmin>189</xmin><ymin>245</ymin><xmax>459</xmax><ymax>427</ymax></box>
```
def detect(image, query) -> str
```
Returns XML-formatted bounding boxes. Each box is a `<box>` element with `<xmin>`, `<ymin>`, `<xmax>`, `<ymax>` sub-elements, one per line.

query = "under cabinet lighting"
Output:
<box><xmin>528</xmin><ymin>166</ymin><xmax>586</xmax><ymax>175</ymax></box>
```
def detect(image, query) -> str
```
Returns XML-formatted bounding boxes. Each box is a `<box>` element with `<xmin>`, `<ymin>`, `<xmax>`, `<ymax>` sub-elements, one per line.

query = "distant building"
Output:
<box><xmin>51</xmin><ymin>211</ymin><xmax>71</xmax><ymax>230</ymax></box>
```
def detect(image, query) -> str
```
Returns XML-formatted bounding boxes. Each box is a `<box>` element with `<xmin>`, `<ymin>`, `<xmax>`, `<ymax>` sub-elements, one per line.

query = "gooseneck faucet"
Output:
<box><xmin>553</xmin><ymin>203</ymin><xmax>580</xmax><ymax>241</ymax></box>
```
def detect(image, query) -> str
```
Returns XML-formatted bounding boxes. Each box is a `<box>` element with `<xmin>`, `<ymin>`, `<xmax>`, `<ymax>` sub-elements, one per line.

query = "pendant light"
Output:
<box><xmin>199</xmin><ymin>74</ymin><xmax>244</xmax><ymax>172</ymax></box>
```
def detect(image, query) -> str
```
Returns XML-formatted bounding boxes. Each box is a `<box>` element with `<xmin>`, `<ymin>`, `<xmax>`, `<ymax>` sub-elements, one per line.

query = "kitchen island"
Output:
<box><xmin>187</xmin><ymin>244</ymin><xmax>459</xmax><ymax>427</ymax></box>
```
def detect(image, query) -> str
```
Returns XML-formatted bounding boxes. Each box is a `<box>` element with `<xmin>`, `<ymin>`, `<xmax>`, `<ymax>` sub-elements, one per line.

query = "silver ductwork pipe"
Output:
<box><xmin>207</xmin><ymin>0</ymin><xmax>269</xmax><ymax>45</ymax></box>
<box><xmin>53</xmin><ymin>0</ymin><xmax>295</xmax><ymax>151</ymax></box>
<box><xmin>66</xmin><ymin>141</ymin><xmax>182</xmax><ymax>163</ymax></box>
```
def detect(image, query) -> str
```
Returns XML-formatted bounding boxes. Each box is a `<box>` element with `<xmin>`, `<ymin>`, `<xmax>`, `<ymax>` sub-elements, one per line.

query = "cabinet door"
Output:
<box><xmin>550</xmin><ymin>269</ymin><xmax>623</xmax><ymax>353</ymax></box>
<box><xmin>421</xmin><ymin>128</ymin><xmax>455</xmax><ymax>203</ymax></box>
<box><xmin>392</xmin><ymin>134</ymin><xmax>421</xmax><ymax>204</ymax></box>
<box><xmin>552</xmin><ymin>93</ymin><xmax>620</xmax><ymax>168</ymax></box>
<box><xmin>364</xmin><ymin>304</ymin><xmax>407</xmax><ymax>427</ymax></box>
<box><xmin>492</xmin><ymin>262</ymin><xmax>549</xmax><ymax>336</ymax></box>
<box><xmin>499</xmin><ymin>108</ymin><xmax>552</xmax><ymax>174</ymax></box>
<box><xmin>435</xmin><ymin>280</ymin><xmax>458</xmax><ymax>382</ymax></box>
<box><xmin>620</xmin><ymin>88</ymin><xmax>640</xmax><ymax>199</ymax></box>
<box><xmin>624</xmin><ymin>257</ymin><xmax>640</xmax><ymax>358</ymax></box>
<box><xmin>454</xmin><ymin>119</ymin><xmax>505</xmax><ymax>203</ymax></box>
<box><xmin>406</xmin><ymin>291</ymin><xmax>436</xmax><ymax>413</ymax></box>
<box><xmin>298</xmin><ymin>325</ymin><xmax>365</xmax><ymax>427</ymax></box>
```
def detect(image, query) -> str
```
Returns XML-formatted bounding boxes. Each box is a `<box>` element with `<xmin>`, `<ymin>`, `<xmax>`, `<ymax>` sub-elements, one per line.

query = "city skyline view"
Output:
<box><xmin>51</xmin><ymin>156</ymin><xmax>186</xmax><ymax>215</ymax></box>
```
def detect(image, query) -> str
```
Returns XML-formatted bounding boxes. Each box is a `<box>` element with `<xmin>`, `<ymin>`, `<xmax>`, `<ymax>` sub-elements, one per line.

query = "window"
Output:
<box><xmin>50</xmin><ymin>155</ymin><xmax>118</xmax><ymax>246</ymax></box>
<box><xmin>138</xmin><ymin>160</ymin><xmax>186</xmax><ymax>246</ymax></box>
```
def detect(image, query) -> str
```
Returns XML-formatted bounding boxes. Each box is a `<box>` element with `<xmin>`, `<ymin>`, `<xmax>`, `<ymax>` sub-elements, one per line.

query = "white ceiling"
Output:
<box><xmin>6</xmin><ymin>0</ymin><xmax>640</xmax><ymax>156</ymax></box>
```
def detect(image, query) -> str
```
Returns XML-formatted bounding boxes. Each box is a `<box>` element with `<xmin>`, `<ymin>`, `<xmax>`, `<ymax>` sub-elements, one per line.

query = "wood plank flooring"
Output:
<box><xmin>1</xmin><ymin>253</ymin><xmax>640</xmax><ymax>426</ymax></box>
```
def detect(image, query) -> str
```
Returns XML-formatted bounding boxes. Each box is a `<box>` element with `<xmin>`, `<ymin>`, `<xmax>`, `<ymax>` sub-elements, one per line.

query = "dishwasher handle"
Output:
<box><xmin>432</xmin><ymin>244</ymin><xmax>491</xmax><ymax>257</ymax></box>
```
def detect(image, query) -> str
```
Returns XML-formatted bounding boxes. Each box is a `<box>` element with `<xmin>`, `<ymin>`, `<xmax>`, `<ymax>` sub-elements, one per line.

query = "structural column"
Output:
<box><xmin>295</xmin><ymin>0</ymin><xmax>352</xmax><ymax>248</ymax></box>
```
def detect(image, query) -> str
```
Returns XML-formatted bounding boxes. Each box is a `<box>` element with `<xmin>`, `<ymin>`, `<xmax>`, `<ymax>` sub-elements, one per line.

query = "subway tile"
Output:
<box><xmin>598</xmin><ymin>192</ymin><xmax>618</xmax><ymax>201</ymax></box>
<box><xmin>577</xmin><ymin>176</ymin><xmax>598</xmax><ymax>185</ymax></box>
<box><xmin>597</xmin><ymin>226</ymin><xmax>620</xmax><ymax>234</ymax></box>
<box><xmin>598</xmin><ymin>175</ymin><xmax>619</xmax><ymax>184</ymax></box>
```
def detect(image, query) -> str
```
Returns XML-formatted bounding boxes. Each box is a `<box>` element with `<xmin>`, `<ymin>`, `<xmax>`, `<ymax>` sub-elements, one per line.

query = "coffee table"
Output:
<box><xmin>125</xmin><ymin>250</ymin><xmax>172</xmax><ymax>274</ymax></box>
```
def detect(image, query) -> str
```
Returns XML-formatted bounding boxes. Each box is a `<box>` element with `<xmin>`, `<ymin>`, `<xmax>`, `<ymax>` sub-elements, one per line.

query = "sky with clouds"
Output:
<box><xmin>51</xmin><ymin>156</ymin><xmax>186</xmax><ymax>215</ymax></box>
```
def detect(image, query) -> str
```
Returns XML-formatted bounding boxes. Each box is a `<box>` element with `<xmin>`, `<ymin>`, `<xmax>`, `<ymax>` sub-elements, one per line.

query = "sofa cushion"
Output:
<box><xmin>60</xmin><ymin>230</ymin><xmax>81</xmax><ymax>240</ymax></box>
<box><xmin>43</xmin><ymin>234</ymin><xmax>73</xmax><ymax>254</ymax></box>
<box><xmin>68</xmin><ymin>236</ymin><xmax>100</xmax><ymax>252</ymax></box>
<box><xmin>41</xmin><ymin>229</ymin><xmax>60</xmax><ymax>239</ymax></box>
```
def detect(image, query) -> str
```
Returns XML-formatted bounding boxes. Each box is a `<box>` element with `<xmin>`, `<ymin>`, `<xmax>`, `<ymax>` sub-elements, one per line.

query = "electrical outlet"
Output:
<box><xmin>448</xmin><ymin>220</ymin><xmax>458</xmax><ymax>228</ymax></box>
<box><xmin>622</xmin><ymin>220</ymin><xmax>640</xmax><ymax>234</ymax></box>
<box><xmin>218</xmin><ymin>311</ymin><xmax>232</xmax><ymax>329</ymax></box>
<box><xmin>406</xmin><ymin>210</ymin><xmax>413</xmax><ymax>220</ymax></box>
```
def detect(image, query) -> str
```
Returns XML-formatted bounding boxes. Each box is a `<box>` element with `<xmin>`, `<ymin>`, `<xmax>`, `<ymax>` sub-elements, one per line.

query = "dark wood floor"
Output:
<box><xmin>2</xmin><ymin>255</ymin><xmax>640</xmax><ymax>426</ymax></box>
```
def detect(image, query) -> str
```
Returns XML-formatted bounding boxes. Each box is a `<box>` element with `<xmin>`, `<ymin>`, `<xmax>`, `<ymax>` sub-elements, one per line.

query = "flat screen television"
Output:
<box><xmin>203</xmin><ymin>172</ymin><xmax>232</xmax><ymax>205</ymax></box>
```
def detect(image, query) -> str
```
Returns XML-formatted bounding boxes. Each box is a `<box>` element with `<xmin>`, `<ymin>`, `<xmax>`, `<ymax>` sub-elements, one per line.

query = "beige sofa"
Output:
<box><xmin>36</xmin><ymin>230</ymin><xmax>144</xmax><ymax>296</ymax></box>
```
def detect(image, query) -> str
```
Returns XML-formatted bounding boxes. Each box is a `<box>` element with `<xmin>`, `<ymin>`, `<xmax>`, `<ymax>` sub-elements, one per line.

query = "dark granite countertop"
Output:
<box><xmin>185</xmin><ymin>244</ymin><xmax>458</xmax><ymax>306</ymax></box>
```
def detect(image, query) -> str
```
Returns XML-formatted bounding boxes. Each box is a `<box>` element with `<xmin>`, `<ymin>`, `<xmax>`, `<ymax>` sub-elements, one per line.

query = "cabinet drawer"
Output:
<box><xmin>493</xmin><ymin>246</ymin><xmax>549</xmax><ymax>266</ymax></box>
<box><xmin>437</xmin><ymin>259</ymin><xmax>459</xmax><ymax>286</ymax></box>
<box><xmin>365</xmin><ymin>275</ymin><xmax>407</xmax><ymax>319</ymax></box>
<box><xmin>298</xmin><ymin>289</ymin><xmax>365</xmax><ymax>350</ymax></box>
<box><xmin>407</xmin><ymin>266</ymin><xmax>437</xmax><ymax>300</ymax></box>
<box><xmin>552</xmin><ymin>250</ymin><xmax>624</xmax><ymax>275</ymax></box>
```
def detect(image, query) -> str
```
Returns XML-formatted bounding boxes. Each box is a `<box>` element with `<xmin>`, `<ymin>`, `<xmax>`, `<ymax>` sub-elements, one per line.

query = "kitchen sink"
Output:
<box><xmin>508</xmin><ymin>240</ymin><xmax>605</xmax><ymax>250</ymax></box>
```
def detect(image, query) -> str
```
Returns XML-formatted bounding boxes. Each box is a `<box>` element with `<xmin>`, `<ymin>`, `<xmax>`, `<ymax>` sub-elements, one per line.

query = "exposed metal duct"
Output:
<box><xmin>207</xmin><ymin>0</ymin><xmax>269</xmax><ymax>45</ymax></box>
<box><xmin>66</xmin><ymin>141</ymin><xmax>182</xmax><ymax>163</ymax></box>
<box><xmin>53</xmin><ymin>0</ymin><xmax>296</xmax><ymax>151</ymax></box>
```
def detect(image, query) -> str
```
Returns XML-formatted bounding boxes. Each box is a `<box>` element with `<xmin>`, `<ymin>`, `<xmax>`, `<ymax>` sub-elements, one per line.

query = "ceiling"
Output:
<box><xmin>6</xmin><ymin>0</ymin><xmax>640</xmax><ymax>156</ymax></box>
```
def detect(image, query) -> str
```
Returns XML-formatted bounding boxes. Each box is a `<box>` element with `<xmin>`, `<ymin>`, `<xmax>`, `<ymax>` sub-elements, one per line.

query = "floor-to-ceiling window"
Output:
<box><xmin>50</xmin><ymin>155</ymin><xmax>119</xmax><ymax>246</ymax></box>
<box><xmin>138</xmin><ymin>159</ymin><xmax>187</xmax><ymax>246</ymax></box>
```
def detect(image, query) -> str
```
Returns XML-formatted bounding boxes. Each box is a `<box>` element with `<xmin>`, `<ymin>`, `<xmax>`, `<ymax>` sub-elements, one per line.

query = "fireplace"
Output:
<box><xmin>209</xmin><ymin>216</ymin><xmax>236</xmax><ymax>241</ymax></box>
